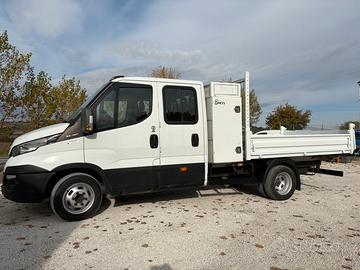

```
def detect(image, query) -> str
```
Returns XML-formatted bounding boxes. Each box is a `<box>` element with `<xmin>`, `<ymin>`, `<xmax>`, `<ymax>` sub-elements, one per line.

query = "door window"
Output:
<box><xmin>94</xmin><ymin>83</ymin><xmax>152</xmax><ymax>132</ymax></box>
<box><xmin>163</xmin><ymin>86</ymin><xmax>198</xmax><ymax>124</ymax></box>
<box><xmin>117</xmin><ymin>87</ymin><xmax>152</xmax><ymax>127</ymax></box>
<box><xmin>95</xmin><ymin>89</ymin><xmax>116</xmax><ymax>131</ymax></box>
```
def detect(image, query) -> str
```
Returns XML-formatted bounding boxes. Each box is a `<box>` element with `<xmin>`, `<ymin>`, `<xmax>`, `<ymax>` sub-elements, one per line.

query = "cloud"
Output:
<box><xmin>75</xmin><ymin>66</ymin><xmax>151</xmax><ymax>93</ymax></box>
<box><xmin>115</xmin><ymin>41</ymin><xmax>204</xmax><ymax>65</ymax></box>
<box><xmin>1</xmin><ymin>0</ymin><xmax>360</xmax><ymax>125</ymax></box>
<box><xmin>4</xmin><ymin>0</ymin><xmax>82</xmax><ymax>39</ymax></box>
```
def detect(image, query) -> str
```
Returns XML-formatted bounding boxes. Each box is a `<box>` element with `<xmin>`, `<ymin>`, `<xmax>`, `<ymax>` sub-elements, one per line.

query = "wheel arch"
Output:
<box><xmin>256</xmin><ymin>158</ymin><xmax>301</xmax><ymax>190</ymax></box>
<box><xmin>45</xmin><ymin>163</ymin><xmax>110</xmax><ymax>198</ymax></box>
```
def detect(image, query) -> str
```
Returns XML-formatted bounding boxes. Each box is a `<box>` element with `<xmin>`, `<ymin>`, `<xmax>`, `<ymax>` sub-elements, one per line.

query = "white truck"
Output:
<box><xmin>2</xmin><ymin>72</ymin><xmax>356</xmax><ymax>221</ymax></box>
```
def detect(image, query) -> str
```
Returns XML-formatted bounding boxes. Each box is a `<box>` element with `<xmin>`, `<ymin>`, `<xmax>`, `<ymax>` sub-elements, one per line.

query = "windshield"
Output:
<box><xmin>65</xmin><ymin>82</ymin><xmax>110</xmax><ymax>123</ymax></box>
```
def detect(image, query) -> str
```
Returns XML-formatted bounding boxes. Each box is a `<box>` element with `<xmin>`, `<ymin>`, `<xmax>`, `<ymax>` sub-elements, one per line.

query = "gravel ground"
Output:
<box><xmin>0</xmin><ymin>162</ymin><xmax>359</xmax><ymax>270</ymax></box>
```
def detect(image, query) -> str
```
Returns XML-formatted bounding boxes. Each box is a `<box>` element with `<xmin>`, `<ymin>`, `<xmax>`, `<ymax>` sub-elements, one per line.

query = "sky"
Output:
<box><xmin>1</xmin><ymin>0</ymin><xmax>360</xmax><ymax>127</ymax></box>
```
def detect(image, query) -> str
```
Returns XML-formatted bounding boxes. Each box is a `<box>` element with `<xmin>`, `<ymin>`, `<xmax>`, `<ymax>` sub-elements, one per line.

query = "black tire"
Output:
<box><xmin>257</xmin><ymin>183</ymin><xmax>267</xmax><ymax>198</ymax></box>
<box><xmin>263</xmin><ymin>165</ymin><xmax>296</xmax><ymax>200</ymax></box>
<box><xmin>50</xmin><ymin>173</ymin><xmax>103</xmax><ymax>221</ymax></box>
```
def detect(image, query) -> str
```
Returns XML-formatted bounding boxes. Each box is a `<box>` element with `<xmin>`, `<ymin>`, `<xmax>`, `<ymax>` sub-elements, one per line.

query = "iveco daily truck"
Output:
<box><xmin>2</xmin><ymin>72</ymin><xmax>356</xmax><ymax>221</ymax></box>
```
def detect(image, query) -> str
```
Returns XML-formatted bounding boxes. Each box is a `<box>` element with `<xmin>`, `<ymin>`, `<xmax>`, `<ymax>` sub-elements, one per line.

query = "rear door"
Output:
<box><xmin>84</xmin><ymin>81</ymin><xmax>160</xmax><ymax>195</ymax></box>
<box><xmin>158</xmin><ymin>82</ymin><xmax>205</xmax><ymax>188</ymax></box>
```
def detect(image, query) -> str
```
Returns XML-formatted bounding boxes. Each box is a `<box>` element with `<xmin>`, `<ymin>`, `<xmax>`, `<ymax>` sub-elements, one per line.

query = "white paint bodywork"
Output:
<box><xmin>4</xmin><ymin>73</ymin><xmax>356</xmax><ymax>185</ymax></box>
<box><xmin>9</xmin><ymin>123</ymin><xmax>70</xmax><ymax>153</ymax></box>
<box><xmin>202</xmin><ymin>72</ymin><xmax>356</xmax><ymax>163</ymax></box>
<box><xmin>157</xmin><ymin>80</ymin><xmax>206</xmax><ymax>167</ymax></box>
<box><xmin>250</xmin><ymin>131</ymin><xmax>355</xmax><ymax>159</ymax></box>
<box><xmin>243</xmin><ymin>72</ymin><xmax>252</xmax><ymax>161</ymax></box>
<box><xmin>205</xmin><ymin>82</ymin><xmax>243</xmax><ymax>163</ymax></box>
<box><xmin>83</xmin><ymin>79</ymin><xmax>160</xmax><ymax>170</ymax></box>
<box><xmin>5</xmin><ymin>137</ymin><xmax>84</xmax><ymax>171</ymax></box>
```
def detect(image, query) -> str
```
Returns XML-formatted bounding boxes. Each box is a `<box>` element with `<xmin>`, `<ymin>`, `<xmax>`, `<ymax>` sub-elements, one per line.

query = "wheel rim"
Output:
<box><xmin>274</xmin><ymin>172</ymin><xmax>293</xmax><ymax>195</ymax></box>
<box><xmin>62</xmin><ymin>182</ymin><xmax>95</xmax><ymax>214</ymax></box>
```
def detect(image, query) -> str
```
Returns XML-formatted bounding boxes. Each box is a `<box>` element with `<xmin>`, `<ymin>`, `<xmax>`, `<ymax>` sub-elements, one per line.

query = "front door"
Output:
<box><xmin>84</xmin><ymin>81</ymin><xmax>160</xmax><ymax>195</ymax></box>
<box><xmin>157</xmin><ymin>82</ymin><xmax>206</xmax><ymax>188</ymax></box>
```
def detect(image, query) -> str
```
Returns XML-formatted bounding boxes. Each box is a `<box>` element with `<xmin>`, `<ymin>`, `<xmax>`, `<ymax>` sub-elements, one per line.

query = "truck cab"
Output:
<box><xmin>2</xmin><ymin>72</ymin><xmax>356</xmax><ymax>221</ymax></box>
<box><xmin>3</xmin><ymin>76</ymin><xmax>209</xmax><ymax>220</ymax></box>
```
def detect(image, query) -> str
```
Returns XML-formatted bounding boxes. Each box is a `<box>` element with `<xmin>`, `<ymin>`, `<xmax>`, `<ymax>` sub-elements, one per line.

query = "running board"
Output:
<box><xmin>311</xmin><ymin>168</ymin><xmax>344</xmax><ymax>177</ymax></box>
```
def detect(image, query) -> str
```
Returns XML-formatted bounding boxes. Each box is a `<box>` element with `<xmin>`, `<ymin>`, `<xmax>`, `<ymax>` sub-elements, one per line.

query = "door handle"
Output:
<box><xmin>191</xmin><ymin>133</ymin><xmax>199</xmax><ymax>147</ymax></box>
<box><xmin>150</xmin><ymin>134</ymin><xmax>158</xmax><ymax>149</ymax></box>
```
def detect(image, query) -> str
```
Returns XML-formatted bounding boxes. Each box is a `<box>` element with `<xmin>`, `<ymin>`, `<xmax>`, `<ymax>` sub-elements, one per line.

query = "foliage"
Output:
<box><xmin>339</xmin><ymin>121</ymin><xmax>360</xmax><ymax>130</ymax></box>
<box><xmin>266</xmin><ymin>103</ymin><xmax>311</xmax><ymax>130</ymax></box>
<box><xmin>50</xmin><ymin>76</ymin><xmax>87</xmax><ymax>122</ymax></box>
<box><xmin>0</xmin><ymin>30</ymin><xmax>87</xmax><ymax>138</ymax></box>
<box><xmin>21</xmin><ymin>70</ymin><xmax>53</xmax><ymax>129</ymax></box>
<box><xmin>21</xmin><ymin>72</ymin><xmax>87</xmax><ymax>128</ymax></box>
<box><xmin>150</xmin><ymin>66</ymin><xmax>181</xmax><ymax>79</ymax></box>
<box><xmin>222</xmin><ymin>77</ymin><xmax>262</xmax><ymax>126</ymax></box>
<box><xmin>249</xmin><ymin>89</ymin><xmax>262</xmax><ymax>125</ymax></box>
<box><xmin>0</xmin><ymin>30</ymin><xmax>31</xmax><ymax>140</ymax></box>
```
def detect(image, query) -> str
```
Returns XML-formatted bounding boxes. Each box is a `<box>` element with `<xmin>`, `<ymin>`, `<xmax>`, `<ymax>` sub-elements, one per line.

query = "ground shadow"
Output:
<box><xmin>113</xmin><ymin>184</ymin><xmax>262</xmax><ymax>207</ymax></box>
<box><xmin>113</xmin><ymin>189</ymin><xmax>200</xmax><ymax>207</ymax></box>
<box><xmin>0</xmin><ymin>194</ymin><xmax>112</xmax><ymax>270</ymax></box>
<box><xmin>232</xmin><ymin>183</ymin><xmax>263</xmax><ymax>197</ymax></box>
<box><xmin>150</xmin><ymin>263</ymin><xmax>173</xmax><ymax>270</ymax></box>
<box><xmin>0</xmin><ymin>181</ymin><xmax>261</xmax><ymax>270</ymax></box>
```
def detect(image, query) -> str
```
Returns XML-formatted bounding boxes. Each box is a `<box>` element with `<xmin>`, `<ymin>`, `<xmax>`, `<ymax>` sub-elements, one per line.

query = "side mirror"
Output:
<box><xmin>83</xmin><ymin>108</ymin><xmax>94</xmax><ymax>134</ymax></box>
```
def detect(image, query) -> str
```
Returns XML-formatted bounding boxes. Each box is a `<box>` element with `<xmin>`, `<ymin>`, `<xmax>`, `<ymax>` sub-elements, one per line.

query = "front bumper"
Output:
<box><xmin>2</xmin><ymin>165</ymin><xmax>54</xmax><ymax>203</ymax></box>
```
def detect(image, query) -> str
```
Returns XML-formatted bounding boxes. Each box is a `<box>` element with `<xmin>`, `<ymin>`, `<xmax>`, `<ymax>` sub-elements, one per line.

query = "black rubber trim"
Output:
<box><xmin>105</xmin><ymin>162</ymin><xmax>205</xmax><ymax>196</ymax></box>
<box><xmin>2</xmin><ymin>171</ymin><xmax>54</xmax><ymax>202</ymax></box>
<box><xmin>3</xmin><ymin>162</ymin><xmax>206</xmax><ymax>201</ymax></box>
<box><xmin>51</xmin><ymin>163</ymin><xmax>111</xmax><ymax>192</ymax></box>
<box><xmin>5</xmin><ymin>165</ymin><xmax>49</xmax><ymax>174</ymax></box>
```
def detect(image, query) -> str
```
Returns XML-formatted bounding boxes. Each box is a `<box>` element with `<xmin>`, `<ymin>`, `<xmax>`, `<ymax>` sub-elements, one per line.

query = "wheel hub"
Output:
<box><xmin>274</xmin><ymin>172</ymin><xmax>292</xmax><ymax>195</ymax></box>
<box><xmin>62</xmin><ymin>183</ymin><xmax>95</xmax><ymax>214</ymax></box>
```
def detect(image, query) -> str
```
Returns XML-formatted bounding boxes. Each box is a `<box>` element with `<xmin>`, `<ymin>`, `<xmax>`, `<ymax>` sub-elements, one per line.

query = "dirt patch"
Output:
<box><xmin>0</xmin><ymin>162</ymin><xmax>359</xmax><ymax>269</ymax></box>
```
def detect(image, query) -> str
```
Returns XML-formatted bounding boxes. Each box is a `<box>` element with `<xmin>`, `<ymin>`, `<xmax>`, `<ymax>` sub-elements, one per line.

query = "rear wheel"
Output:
<box><xmin>50</xmin><ymin>173</ymin><xmax>103</xmax><ymax>221</ymax></box>
<box><xmin>257</xmin><ymin>183</ymin><xmax>267</xmax><ymax>197</ymax></box>
<box><xmin>263</xmin><ymin>165</ymin><xmax>296</xmax><ymax>200</ymax></box>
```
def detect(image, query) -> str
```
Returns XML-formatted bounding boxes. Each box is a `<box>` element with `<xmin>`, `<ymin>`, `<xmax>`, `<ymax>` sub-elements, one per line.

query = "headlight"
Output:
<box><xmin>10</xmin><ymin>134</ymin><xmax>61</xmax><ymax>157</ymax></box>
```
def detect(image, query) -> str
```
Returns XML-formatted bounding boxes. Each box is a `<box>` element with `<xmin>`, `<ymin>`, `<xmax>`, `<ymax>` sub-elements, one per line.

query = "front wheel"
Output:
<box><xmin>50</xmin><ymin>173</ymin><xmax>103</xmax><ymax>221</ymax></box>
<box><xmin>263</xmin><ymin>165</ymin><xmax>296</xmax><ymax>200</ymax></box>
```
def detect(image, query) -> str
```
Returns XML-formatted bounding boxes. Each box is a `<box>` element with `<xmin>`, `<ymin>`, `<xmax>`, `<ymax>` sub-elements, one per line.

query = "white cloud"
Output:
<box><xmin>115</xmin><ymin>41</ymin><xmax>204</xmax><ymax>65</ymax></box>
<box><xmin>4</xmin><ymin>0</ymin><xmax>82</xmax><ymax>39</ymax></box>
<box><xmin>2</xmin><ymin>0</ymin><xmax>360</xmax><ymax>125</ymax></box>
<box><xmin>75</xmin><ymin>66</ymin><xmax>151</xmax><ymax>93</ymax></box>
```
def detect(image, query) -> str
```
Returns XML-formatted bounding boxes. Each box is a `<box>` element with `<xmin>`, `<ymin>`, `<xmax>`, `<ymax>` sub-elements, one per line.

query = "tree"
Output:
<box><xmin>50</xmin><ymin>76</ymin><xmax>87</xmax><ymax>122</ymax></box>
<box><xmin>266</xmin><ymin>103</ymin><xmax>311</xmax><ymax>130</ymax></box>
<box><xmin>22</xmin><ymin>73</ymin><xmax>87</xmax><ymax>128</ymax></box>
<box><xmin>222</xmin><ymin>77</ymin><xmax>262</xmax><ymax>126</ymax></box>
<box><xmin>1</xmin><ymin>30</ymin><xmax>87</xmax><ymax>133</ymax></box>
<box><xmin>339</xmin><ymin>121</ymin><xmax>360</xmax><ymax>130</ymax></box>
<box><xmin>21</xmin><ymin>70</ymin><xmax>53</xmax><ymax>129</ymax></box>
<box><xmin>150</xmin><ymin>66</ymin><xmax>181</xmax><ymax>79</ymax></box>
<box><xmin>0</xmin><ymin>30</ymin><xmax>31</xmax><ymax>139</ymax></box>
<box><xmin>249</xmin><ymin>89</ymin><xmax>262</xmax><ymax>126</ymax></box>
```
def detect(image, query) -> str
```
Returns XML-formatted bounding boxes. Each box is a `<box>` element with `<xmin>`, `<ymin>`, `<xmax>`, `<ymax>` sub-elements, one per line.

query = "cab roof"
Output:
<box><xmin>111</xmin><ymin>76</ymin><xmax>204</xmax><ymax>86</ymax></box>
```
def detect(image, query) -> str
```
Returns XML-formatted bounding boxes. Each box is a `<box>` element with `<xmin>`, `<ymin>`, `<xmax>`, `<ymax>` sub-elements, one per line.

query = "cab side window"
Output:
<box><xmin>95</xmin><ymin>89</ymin><xmax>116</xmax><ymax>131</ymax></box>
<box><xmin>163</xmin><ymin>86</ymin><xmax>198</xmax><ymax>124</ymax></box>
<box><xmin>94</xmin><ymin>83</ymin><xmax>152</xmax><ymax>132</ymax></box>
<box><xmin>117</xmin><ymin>87</ymin><xmax>152</xmax><ymax>127</ymax></box>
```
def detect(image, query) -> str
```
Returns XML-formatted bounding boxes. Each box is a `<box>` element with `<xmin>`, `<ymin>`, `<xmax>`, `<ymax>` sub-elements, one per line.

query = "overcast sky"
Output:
<box><xmin>1</xmin><ymin>0</ymin><xmax>360</xmax><ymax>127</ymax></box>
